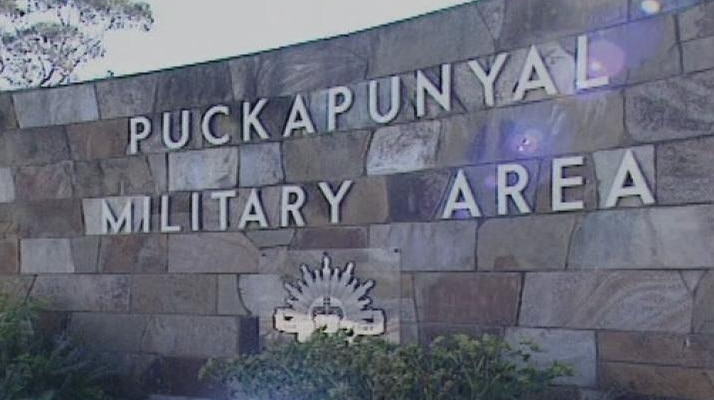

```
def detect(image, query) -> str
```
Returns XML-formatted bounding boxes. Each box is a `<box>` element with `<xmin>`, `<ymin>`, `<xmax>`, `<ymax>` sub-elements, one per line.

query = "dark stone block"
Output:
<box><xmin>291</xmin><ymin>227</ymin><xmax>368</xmax><ymax>250</ymax></box>
<box><xmin>499</xmin><ymin>0</ymin><xmax>627</xmax><ymax>49</ymax></box>
<box><xmin>16</xmin><ymin>199</ymin><xmax>83</xmax><ymax>238</ymax></box>
<box><xmin>0</xmin><ymin>93</ymin><xmax>18</xmax><ymax>131</ymax></box>
<box><xmin>255</xmin><ymin>40</ymin><xmax>369</xmax><ymax>97</ymax></box>
<box><xmin>238</xmin><ymin>316</ymin><xmax>260</xmax><ymax>355</ymax></box>
<box><xmin>283</xmin><ymin>130</ymin><xmax>370</xmax><ymax>182</ymax></box>
<box><xmin>0</xmin><ymin>239</ymin><xmax>18</xmax><ymax>274</ymax></box>
<box><xmin>657</xmin><ymin>137</ymin><xmax>714</xmax><ymax>204</ymax></box>
<box><xmin>7</xmin><ymin>126</ymin><xmax>70</xmax><ymax>166</ymax></box>
<box><xmin>414</xmin><ymin>272</ymin><xmax>521</xmax><ymax>325</ymax></box>
<box><xmin>66</xmin><ymin>119</ymin><xmax>129</xmax><ymax>161</ymax></box>
<box><xmin>142</xmin><ymin>357</ymin><xmax>226</xmax><ymax>399</ymax></box>
<box><xmin>155</xmin><ymin>63</ymin><xmax>233</xmax><ymax>111</ymax></box>
<box><xmin>15</xmin><ymin>161</ymin><xmax>74</xmax><ymax>200</ymax></box>
<box><xmin>99</xmin><ymin>235</ymin><xmax>167</xmax><ymax>274</ymax></box>
<box><xmin>387</xmin><ymin>170</ymin><xmax>451</xmax><ymax>222</ymax></box>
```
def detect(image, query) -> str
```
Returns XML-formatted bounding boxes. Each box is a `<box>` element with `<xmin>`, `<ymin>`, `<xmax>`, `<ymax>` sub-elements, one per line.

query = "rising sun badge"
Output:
<box><xmin>273</xmin><ymin>255</ymin><xmax>386</xmax><ymax>342</ymax></box>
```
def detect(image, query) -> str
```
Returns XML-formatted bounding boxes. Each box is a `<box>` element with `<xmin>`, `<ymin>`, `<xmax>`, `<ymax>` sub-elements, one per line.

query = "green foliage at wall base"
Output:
<box><xmin>0</xmin><ymin>296</ymin><xmax>116</xmax><ymax>400</ymax></box>
<box><xmin>201</xmin><ymin>330</ymin><xmax>573</xmax><ymax>400</ymax></box>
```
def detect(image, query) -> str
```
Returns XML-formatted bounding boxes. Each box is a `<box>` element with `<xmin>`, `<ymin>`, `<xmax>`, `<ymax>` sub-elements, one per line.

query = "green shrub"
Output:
<box><xmin>200</xmin><ymin>330</ymin><xmax>573</xmax><ymax>400</ymax></box>
<box><xmin>0</xmin><ymin>295</ymin><xmax>115</xmax><ymax>400</ymax></box>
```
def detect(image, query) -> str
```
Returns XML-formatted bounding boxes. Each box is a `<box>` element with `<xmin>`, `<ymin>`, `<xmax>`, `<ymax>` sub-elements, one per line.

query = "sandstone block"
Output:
<box><xmin>96</xmin><ymin>73</ymin><xmax>158</xmax><ymax>118</ymax></box>
<box><xmin>245</xmin><ymin>229</ymin><xmax>295</xmax><ymax>248</ymax></box>
<box><xmin>131</xmin><ymin>275</ymin><xmax>216</xmax><ymax>314</ymax></box>
<box><xmin>366</xmin><ymin>121</ymin><xmax>440</xmax><ymax>176</ymax></box>
<box><xmin>680</xmin><ymin>1</ymin><xmax>714</xmax><ymax>41</ymax></box>
<box><xmin>0</xmin><ymin>93</ymin><xmax>17</xmax><ymax>130</ymax></box>
<box><xmin>141</xmin><ymin>315</ymin><xmax>239</xmax><ymax>358</ymax></box>
<box><xmin>70</xmin><ymin>236</ymin><xmax>100</xmax><ymax>273</ymax></box>
<box><xmin>436</xmin><ymin>112</ymin><xmax>490</xmax><ymax>168</ymax></box>
<box><xmin>7</xmin><ymin>126</ymin><xmax>70</xmax><ymax>166</ymax></box>
<box><xmin>17</xmin><ymin>199</ymin><xmax>83</xmax><ymax>238</ymax></box>
<box><xmin>168</xmin><ymin>232</ymin><xmax>259</xmax><ymax>273</ymax></box>
<box><xmin>283</xmin><ymin>130</ymin><xmax>370</xmax><ymax>182</ymax></box>
<box><xmin>13</xmin><ymin>84</ymin><xmax>99</xmax><ymax>128</ymax></box>
<box><xmin>694</xmin><ymin>271</ymin><xmax>714</xmax><ymax>333</ymax></box>
<box><xmin>569</xmin><ymin>206</ymin><xmax>714</xmax><ymax>269</ymax></box>
<box><xmin>15</xmin><ymin>161</ymin><xmax>74</xmax><ymax>200</ymax></box>
<box><xmin>0</xmin><ymin>168</ymin><xmax>15</xmax><ymax>203</ymax></box>
<box><xmin>387</xmin><ymin>170</ymin><xmax>451</xmax><ymax>222</ymax></box>
<box><xmin>520</xmin><ymin>271</ymin><xmax>692</xmax><ymax>332</ymax></box>
<box><xmin>658</xmin><ymin>137</ymin><xmax>714</xmax><ymax>204</ymax></box>
<box><xmin>0</xmin><ymin>276</ymin><xmax>34</xmax><ymax>299</ymax></box>
<box><xmin>600</xmin><ymin>362</ymin><xmax>714</xmax><ymax>400</ymax></box>
<box><xmin>254</xmin><ymin>40</ymin><xmax>369</xmax><ymax>97</ymax></box>
<box><xmin>340</xmin><ymin>177</ymin><xmax>390</xmax><ymax>225</ymax></box>
<box><xmin>66</xmin><ymin>119</ymin><xmax>129</xmax><ymax>160</ymax></box>
<box><xmin>369</xmin><ymin>4</ymin><xmax>494</xmax><ymax>76</ymax></box>
<box><xmin>98</xmin><ymin>235</ymin><xmax>167</xmax><ymax>273</ymax></box>
<box><xmin>0</xmin><ymin>239</ymin><xmax>18</xmax><ymax>274</ymax></box>
<box><xmin>599</xmin><ymin>331</ymin><xmax>714</xmax><ymax>368</ymax></box>
<box><xmin>414</xmin><ymin>272</ymin><xmax>521</xmax><ymax>325</ymax></box>
<box><xmin>370</xmin><ymin>221</ymin><xmax>477</xmax><ymax>271</ymax></box>
<box><xmin>291</xmin><ymin>227</ymin><xmax>367</xmax><ymax>249</ymax></box>
<box><xmin>499</xmin><ymin>0</ymin><xmax>627</xmax><ymax>48</ymax></box>
<box><xmin>478</xmin><ymin>214</ymin><xmax>577</xmax><ymax>271</ymax></box>
<box><xmin>239</xmin><ymin>142</ymin><xmax>283</xmax><ymax>187</ymax></box>
<box><xmin>505</xmin><ymin>328</ymin><xmax>597</xmax><ymax>387</ymax></box>
<box><xmin>227</xmin><ymin>56</ymin><xmax>258</xmax><ymax>101</ymax></box>
<box><xmin>168</xmin><ymin>148</ymin><xmax>238</xmax><ymax>191</ymax></box>
<box><xmin>684</xmin><ymin>35</ymin><xmax>714</xmax><ymax>73</ymax></box>
<box><xmin>217</xmin><ymin>275</ymin><xmax>249</xmax><ymax>315</ymax></box>
<box><xmin>20</xmin><ymin>239</ymin><xmax>75</xmax><ymax>273</ymax></box>
<box><xmin>626</xmin><ymin>70</ymin><xmax>714</xmax><ymax>142</ymax></box>
<box><xmin>30</xmin><ymin>275</ymin><xmax>130</xmax><ymax>312</ymax></box>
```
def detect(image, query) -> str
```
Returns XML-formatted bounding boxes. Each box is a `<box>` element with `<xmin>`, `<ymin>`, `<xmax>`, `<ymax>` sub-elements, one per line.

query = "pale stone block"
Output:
<box><xmin>520</xmin><ymin>271</ymin><xmax>692</xmax><ymax>332</ymax></box>
<box><xmin>478</xmin><ymin>214</ymin><xmax>577</xmax><ymax>271</ymax></box>
<box><xmin>141</xmin><ymin>315</ymin><xmax>239</xmax><ymax>357</ymax></box>
<box><xmin>168</xmin><ymin>148</ymin><xmax>238</xmax><ymax>191</ymax></box>
<box><xmin>0</xmin><ymin>168</ymin><xmax>15</xmax><ymax>203</ymax></box>
<box><xmin>569</xmin><ymin>206</ymin><xmax>714</xmax><ymax>269</ymax></box>
<box><xmin>168</xmin><ymin>232</ymin><xmax>259</xmax><ymax>273</ymax></box>
<box><xmin>370</xmin><ymin>221</ymin><xmax>476</xmax><ymax>271</ymax></box>
<box><xmin>13</xmin><ymin>84</ymin><xmax>99</xmax><ymax>128</ymax></box>
<box><xmin>239</xmin><ymin>142</ymin><xmax>283</xmax><ymax>187</ymax></box>
<box><xmin>20</xmin><ymin>239</ymin><xmax>75</xmax><ymax>274</ymax></box>
<box><xmin>505</xmin><ymin>327</ymin><xmax>597</xmax><ymax>387</ymax></box>
<box><xmin>30</xmin><ymin>275</ymin><xmax>130</xmax><ymax>312</ymax></box>
<box><xmin>366</xmin><ymin>121</ymin><xmax>440</xmax><ymax>176</ymax></box>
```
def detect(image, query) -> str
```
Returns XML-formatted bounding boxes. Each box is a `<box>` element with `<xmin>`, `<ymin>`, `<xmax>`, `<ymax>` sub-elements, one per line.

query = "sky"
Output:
<box><xmin>76</xmin><ymin>0</ymin><xmax>472</xmax><ymax>81</ymax></box>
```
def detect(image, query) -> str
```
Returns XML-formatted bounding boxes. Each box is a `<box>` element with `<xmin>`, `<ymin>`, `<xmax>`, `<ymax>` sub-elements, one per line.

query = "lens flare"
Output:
<box><xmin>587</xmin><ymin>40</ymin><xmax>626</xmax><ymax>78</ymax></box>
<box><xmin>512</xmin><ymin>129</ymin><xmax>541</xmax><ymax>155</ymax></box>
<box><xmin>640</xmin><ymin>0</ymin><xmax>662</xmax><ymax>15</ymax></box>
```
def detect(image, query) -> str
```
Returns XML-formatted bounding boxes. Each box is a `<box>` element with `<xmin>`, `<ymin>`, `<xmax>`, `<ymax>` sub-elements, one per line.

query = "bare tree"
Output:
<box><xmin>0</xmin><ymin>0</ymin><xmax>153</xmax><ymax>88</ymax></box>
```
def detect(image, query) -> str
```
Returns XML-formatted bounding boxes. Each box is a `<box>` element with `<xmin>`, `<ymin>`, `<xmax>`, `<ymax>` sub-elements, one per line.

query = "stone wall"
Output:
<box><xmin>1</xmin><ymin>0</ymin><xmax>714</xmax><ymax>398</ymax></box>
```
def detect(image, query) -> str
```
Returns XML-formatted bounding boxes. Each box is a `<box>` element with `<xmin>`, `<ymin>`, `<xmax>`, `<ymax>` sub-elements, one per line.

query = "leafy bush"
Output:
<box><xmin>0</xmin><ymin>295</ymin><xmax>116</xmax><ymax>400</ymax></box>
<box><xmin>200</xmin><ymin>330</ymin><xmax>573</xmax><ymax>400</ymax></box>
